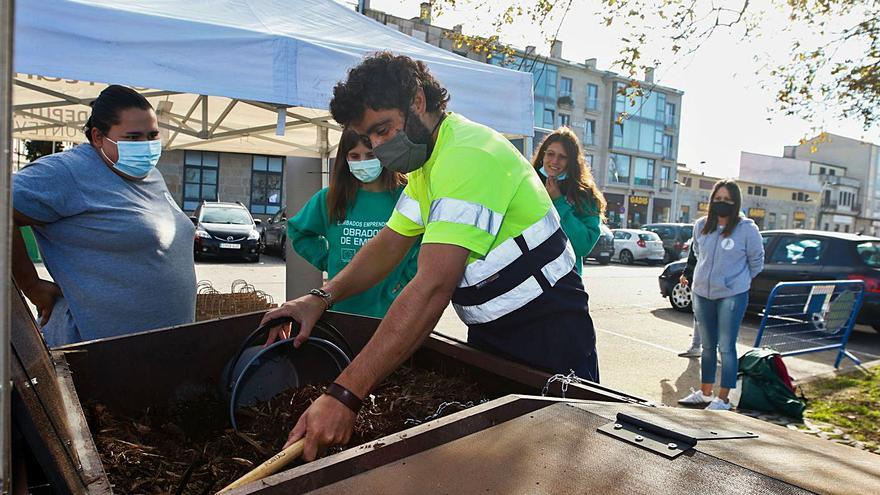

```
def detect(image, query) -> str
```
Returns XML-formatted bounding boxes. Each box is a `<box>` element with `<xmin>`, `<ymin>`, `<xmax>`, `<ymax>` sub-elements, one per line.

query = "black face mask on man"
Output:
<box><xmin>373</xmin><ymin>109</ymin><xmax>442</xmax><ymax>173</ymax></box>
<box><xmin>711</xmin><ymin>201</ymin><xmax>735</xmax><ymax>218</ymax></box>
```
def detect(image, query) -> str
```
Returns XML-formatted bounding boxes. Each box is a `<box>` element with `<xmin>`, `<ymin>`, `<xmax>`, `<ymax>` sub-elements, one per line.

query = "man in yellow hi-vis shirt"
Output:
<box><xmin>261</xmin><ymin>52</ymin><xmax>598</xmax><ymax>460</ymax></box>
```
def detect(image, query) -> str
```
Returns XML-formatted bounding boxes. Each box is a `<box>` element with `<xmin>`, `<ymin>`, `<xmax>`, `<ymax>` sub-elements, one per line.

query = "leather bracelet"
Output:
<box><xmin>325</xmin><ymin>382</ymin><xmax>363</xmax><ymax>414</ymax></box>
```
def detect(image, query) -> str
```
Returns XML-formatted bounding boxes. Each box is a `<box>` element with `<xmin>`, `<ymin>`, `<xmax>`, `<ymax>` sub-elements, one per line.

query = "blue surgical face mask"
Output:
<box><xmin>100</xmin><ymin>137</ymin><xmax>162</xmax><ymax>179</ymax></box>
<box><xmin>538</xmin><ymin>166</ymin><xmax>567</xmax><ymax>181</ymax></box>
<box><xmin>348</xmin><ymin>158</ymin><xmax>383</xmax><ymax>183</ymax></box>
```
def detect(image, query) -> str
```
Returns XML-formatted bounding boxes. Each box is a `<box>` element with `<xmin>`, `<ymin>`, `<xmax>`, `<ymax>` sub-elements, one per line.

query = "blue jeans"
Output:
<box><xmin>693</xmin><ymin>292</ymin><xmax>748</xmax><ymax>389</ymax></box>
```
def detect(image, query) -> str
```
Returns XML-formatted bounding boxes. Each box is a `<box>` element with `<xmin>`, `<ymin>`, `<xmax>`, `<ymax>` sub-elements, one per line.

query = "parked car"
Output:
<box><xmin>611</xmin><ymin>229</ymin><xmax>666</xmax><ymax>265</ymax></box>
<box><xmin>642</xmin><ymin>223</ymin><xmax>694</xmax><ymax>262</ymax></box>
<box><xmin>658</xmin><ymin>230</ymin><xmax>880</xmax><ymax>331</ymax></box>
<box><xmin>191</xmin><ymin>201</ymin><xmax>262</xmax><ymax>262</ymax></box>
<box><xmin>262</xmin><ymin>206</ymin><xmax>289</xmax><ymax>260</ymax></box>
<box><xmin>585</xmin><ymin>224</ymin><xmax>614</xmax><ymax>265</ymax></box>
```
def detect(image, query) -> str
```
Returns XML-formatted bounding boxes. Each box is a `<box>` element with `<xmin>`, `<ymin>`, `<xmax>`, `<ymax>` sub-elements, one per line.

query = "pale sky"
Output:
<box><xmin>354</xmin><ymin>0</ymin><xmax>878</xmax><ymax>178</ymax></box>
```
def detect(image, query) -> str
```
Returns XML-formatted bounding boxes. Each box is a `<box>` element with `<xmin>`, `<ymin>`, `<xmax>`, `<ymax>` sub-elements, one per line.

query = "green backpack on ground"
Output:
<box><xmin>738</xmin><ymin>348</ymin><xmax>806</xmax><ymax>421</ymax></box>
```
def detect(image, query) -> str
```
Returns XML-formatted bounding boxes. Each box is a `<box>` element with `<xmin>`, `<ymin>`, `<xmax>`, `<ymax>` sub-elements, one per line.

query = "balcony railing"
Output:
<box><xmin>821</xmin><ymin>201</ymin><xmax>838</xmax><ymax>210</ymax></box>
<box><xmin>821</xmin><ymin>174</ymin><xmax>861</xmax><ymax>188</ymax></box>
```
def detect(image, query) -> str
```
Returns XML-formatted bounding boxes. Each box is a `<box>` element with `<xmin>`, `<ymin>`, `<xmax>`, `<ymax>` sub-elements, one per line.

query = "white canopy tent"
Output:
<box><xmin>12</xmin><ymin>0</ymin><xmax>534</xmax><ymax>156</ymax></box>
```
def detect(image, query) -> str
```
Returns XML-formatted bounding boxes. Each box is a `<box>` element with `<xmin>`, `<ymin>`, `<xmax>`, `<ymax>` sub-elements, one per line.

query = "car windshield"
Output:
<box><xmin>639</xmin><ymin>233</ymin><xmax>660</xmax><ymax>241</ymax></box>
<box><xmin>856</xmin><ymin>241</ymin><xmax>880</xmax><ymax>267</ymax></box>
<box><xmin>201</xmin><ymin>207</ymin><xmax>253</xmax><ymax>225</ymax></box>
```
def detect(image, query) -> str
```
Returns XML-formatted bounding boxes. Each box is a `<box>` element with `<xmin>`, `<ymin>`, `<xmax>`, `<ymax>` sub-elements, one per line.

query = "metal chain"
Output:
<box><xmin>541</xmin><ymin>369</ymin><xmax>589</xmax><ymax>398</ymax></box>
<box><xmin>403</xmin><ymin>400</ymin><xmax>485</xmax><ymax>426</ymax></box>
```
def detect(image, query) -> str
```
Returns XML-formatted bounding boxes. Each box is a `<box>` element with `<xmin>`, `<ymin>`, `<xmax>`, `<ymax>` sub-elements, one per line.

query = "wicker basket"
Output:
<box><xmin>195</xmin><ymin>279</ymin><xmax>277</xmax><ymax>321</ymax></box>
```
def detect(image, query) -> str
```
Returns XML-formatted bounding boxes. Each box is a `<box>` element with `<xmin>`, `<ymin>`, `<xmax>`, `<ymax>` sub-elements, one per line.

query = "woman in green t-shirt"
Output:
<box><xmin>532</xmin><ymin>127</ymin><xmax>607</xmax><ymax>275</ymax></box>
<box><xmin>288</xmin><ymin>129</ymin><xmax>420</xmax><ymax>318</ymax></box>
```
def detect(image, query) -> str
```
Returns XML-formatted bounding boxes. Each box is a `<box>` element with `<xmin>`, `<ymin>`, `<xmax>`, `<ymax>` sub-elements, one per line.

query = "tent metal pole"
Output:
<box><xmin>166</xmin><ymin>96</ymin><xmax>203</xmax><ymax>147</ymax></box>
<box><xmin>200</xmin><ymin>95</ymin><xmax>208</xmax><ymax>138</ymax></box>
<box><xmin>208</xmin><ymin>99</ymin><xmax>238</xmax><ymax>135</ymax></box>
<box><xmin>0</xmin><ymin>0</ymin><xmax>14</xmax><ymax>490</ymax></box>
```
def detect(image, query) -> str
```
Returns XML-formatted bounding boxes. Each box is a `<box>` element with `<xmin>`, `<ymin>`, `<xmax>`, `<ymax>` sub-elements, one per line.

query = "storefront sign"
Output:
<box><xmin>747</xmin><ymin>208</ymin><xmax>766</xmax><ymax>218</ymax></box>
<box><xmin>698</xmin><ymin>202</ymin><xmax>709</xmax><ymax>212</ymax></box>
<box><xmin>793</xmin><ymin>211</ymin><xmax>806</xmax><ymax>221</ymax></box>
<box><xmin>629</xmin><ymin>195</ymin><xmax>649</xmax><ymax>206</ymax></box>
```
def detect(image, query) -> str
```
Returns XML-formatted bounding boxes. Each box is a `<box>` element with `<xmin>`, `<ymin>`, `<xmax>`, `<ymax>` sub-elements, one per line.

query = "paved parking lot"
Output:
<box><xmin>190</xmin><ymin>254</ymin><xmax>880</xmax><ymax>405</ymax></box>
<box><xmin>35</xmin><ymin>253</ymin><xmax>880</xmax><ymax>405</ymax></box>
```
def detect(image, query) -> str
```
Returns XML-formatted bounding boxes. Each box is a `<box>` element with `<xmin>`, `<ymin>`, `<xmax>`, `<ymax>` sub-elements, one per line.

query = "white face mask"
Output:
<box><xmin>348</xmin><ymin>158</ymin><xmax>383</xmax><ymax>183</ymax></box>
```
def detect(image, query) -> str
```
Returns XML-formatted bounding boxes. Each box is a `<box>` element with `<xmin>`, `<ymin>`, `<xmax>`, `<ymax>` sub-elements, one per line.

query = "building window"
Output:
<box><xmin>663</xmin><ymin>134</ymin><xmax>675</xmax><ymax>160</ymax></box>
<box><xmin>543</xmin><ymin>108</ymin><xmax>555</xmax><ymax>127</ymax></box>
<box><xmin>559</xmin><ymin>77</ymin><xmax>573</xmax><ymax>97</ymax></box>
<box><xmin>559</xmin><ymin>113</ymin><xmax>570</xmax><ymax>127</ymax></box>
<box><xmin>819</xmin><ymin>166</ymin><xmax>826</xmax><ymax>175</ymax></box>
<box><xmin>748</xmin><ymin>186</ymin><xmax>754</xmax><ymax>195</ymax></box>
<box><xmin>609</xmin><ymin>153</ymin><xmax>631</xmax><ymax>184</ymax></box>
<box><xmin>585</xmin><ymin>154</ymin><xmax>594</xmax><ymax>169</ymax></box>
<box><xmin>699</xmin><ymin>179</ymin><xmax>714</xmax><ymax>190</ymax></box>
<box><xmin>633</xmin><ymin>157</ymin><xmax>655</xmax><ymax>186</ymax></box>
<box><xmin>613</xmin><ymin>122</ymin><xmax>623</xmax><ymax>139</ymax></box>
<box><xmin>183</xmin><ymin>151</ymin><xmax>219</xmax><ymax>211</ymax></box>
<box><xmin>792</xmin><ymin>192</ymin><xmax>797</xmax><ymax>200</ymax></box>
<box><xmin>665</xmin><ymin>102</ymin><xmax>676</xmax><ymax>127</ymax></box>
<box><xmin>660</xmin><ymin>165</ymin><xmax>671</xmax><ymax>189</ymax></box>
<box><xmin>584</xmin><ymin>119</ymin><xmax>595</xmax><ymax>145</ymax></box>
<box><xmin>829</xmin><ymin>168</ymin><xmax>836</xmax><ymax>176</ymax></box>
<box><xmin>250</xmin><ymin>155</ymin><xmax>284</xmax><ymax>215</ymax></box>
<box><xmin>586</xmin><ymin>83</ymin><xmax>599</xmax><ymax>111</ymax></box>
<box><xmin>797</xmin><ymin>192</ymin><xmax>805</xmax><ymax>201</ymax></box>
<box><xmin>762</xmin><ymin>188</ymin><xmax>768</xmax><ymax>197</ymax></box>
<box><xmin>612</xmin><ymin>83</ymin><xmax>667</xmax><ymax>154</ymax></box>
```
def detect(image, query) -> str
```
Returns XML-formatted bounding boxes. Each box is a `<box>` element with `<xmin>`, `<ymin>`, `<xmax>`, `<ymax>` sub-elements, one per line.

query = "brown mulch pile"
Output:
<box><xmin>88</xmin><ymin>366</ymin><xmax>489</xmax><ymax>494</ymax></box>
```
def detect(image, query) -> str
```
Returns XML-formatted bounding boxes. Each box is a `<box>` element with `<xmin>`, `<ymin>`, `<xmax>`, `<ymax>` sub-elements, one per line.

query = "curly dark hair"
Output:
<box><xmin>330</xmin><ymin>52</ymin><xmax>450</xmax><ymax>126</ymax></box>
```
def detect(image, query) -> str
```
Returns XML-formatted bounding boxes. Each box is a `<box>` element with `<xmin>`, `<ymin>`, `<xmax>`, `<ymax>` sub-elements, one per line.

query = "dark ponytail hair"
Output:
<box><xmin>83</xmin><ymin>85</ymin><xmax>153</xmax><ymax>144</ymax></box>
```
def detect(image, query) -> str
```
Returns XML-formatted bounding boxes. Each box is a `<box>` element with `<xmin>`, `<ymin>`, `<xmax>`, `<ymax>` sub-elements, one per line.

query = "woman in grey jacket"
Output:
<box><xmin>679</xmin><ymin>179</ymin><xmax>764</xmax><ymax>410</ymax></box>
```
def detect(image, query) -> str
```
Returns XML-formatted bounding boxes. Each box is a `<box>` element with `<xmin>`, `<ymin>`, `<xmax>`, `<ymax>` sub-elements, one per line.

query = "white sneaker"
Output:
<box><xmin>678</xmin><ymin>347</ymin><xmax>702</xmax><ymax>358</ymax></box>
<box><xmin>677</xmin><ymin>388</ymin><xmax>714</xmax><ymax>405</ymax></box>
<box><xmin>706</xmin><ymin>398</ymin><xmax>732</xmax><ymax>411</ymax></box>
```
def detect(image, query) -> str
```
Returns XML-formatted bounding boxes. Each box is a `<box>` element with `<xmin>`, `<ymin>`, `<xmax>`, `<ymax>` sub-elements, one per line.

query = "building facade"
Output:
<box><xmin>156</xmin><ymin>149</ymin><xmax>290</xmax><ymax>218</ymax></box>
<box><xmin>364</xmin><ymin>3</ymin><xmax>685</xmax><ymax>229</ymax></box>
<box><xmin>788</xmin><ymin>134</ymin><xmax>880</xmax><ymax>236</ymax></box>
<box><xmin>678</xmin><ymin>165</ymin><xmax>820</xmax><ymax>230</ymax></box>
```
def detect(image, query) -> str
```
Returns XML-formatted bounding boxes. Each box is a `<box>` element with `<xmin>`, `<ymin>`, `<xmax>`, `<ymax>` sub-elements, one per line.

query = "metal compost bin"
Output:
<box><xmin>10</xmin><ymin>289</ymin><xmax>646</xmax><ymax>493</ymax></box>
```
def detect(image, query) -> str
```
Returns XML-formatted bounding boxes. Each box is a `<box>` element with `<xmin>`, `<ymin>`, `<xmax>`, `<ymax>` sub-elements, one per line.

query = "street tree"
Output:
<box><xmin>435</xmin><ymin>0</ymin><xmax>880</xmax><ymax>131</ymax></box>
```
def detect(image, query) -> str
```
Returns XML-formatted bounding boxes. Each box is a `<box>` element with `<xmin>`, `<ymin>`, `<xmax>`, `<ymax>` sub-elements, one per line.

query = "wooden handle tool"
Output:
<box><xmin>217</xmin><ymin>439</ymin><xmax>306</xmax><ymax>493</ymax></box>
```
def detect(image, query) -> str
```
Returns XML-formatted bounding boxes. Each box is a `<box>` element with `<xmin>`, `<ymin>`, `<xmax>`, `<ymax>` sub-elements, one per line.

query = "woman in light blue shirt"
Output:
<box><xmin>12</xmin><ymin>85</ymin><xmax>196</xmax><ymax>346</ymax></box>
<box><xmin>678</xmin><ymin>179</ymin><xmax>764</xmax><ymax>410</ymax></box>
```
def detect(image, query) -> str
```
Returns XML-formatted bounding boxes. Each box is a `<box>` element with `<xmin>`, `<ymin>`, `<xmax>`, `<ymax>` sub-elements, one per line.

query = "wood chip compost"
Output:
<box><xmin>88</xmin><ymin>366</ymin><xmax>489</xmax><ymax>494</ymax></box>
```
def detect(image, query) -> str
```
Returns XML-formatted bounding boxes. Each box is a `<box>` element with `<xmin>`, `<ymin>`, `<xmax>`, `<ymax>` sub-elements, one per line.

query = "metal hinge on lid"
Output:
<box><xmin>597</xmin><ymin>412</ymin><xmax>759</xmax><ymax>459</ymax></box>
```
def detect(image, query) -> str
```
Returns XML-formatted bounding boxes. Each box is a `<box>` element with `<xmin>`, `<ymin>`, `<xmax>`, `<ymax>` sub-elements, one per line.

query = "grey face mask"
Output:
<box><xmin>373</xmin><ymin>130</ymin><xmax>428</xmax><ymax>174</ymax></box>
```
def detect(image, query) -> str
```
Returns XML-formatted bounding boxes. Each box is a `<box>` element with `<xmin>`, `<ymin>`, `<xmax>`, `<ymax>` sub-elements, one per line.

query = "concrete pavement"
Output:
<box><xmin>36</xmin><ymin>255</ymin><xmax>880</xmax><ymax>407</ymax></box>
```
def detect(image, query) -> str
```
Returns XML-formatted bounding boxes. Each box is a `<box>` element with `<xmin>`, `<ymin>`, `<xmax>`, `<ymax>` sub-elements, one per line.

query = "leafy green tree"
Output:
<box><xmin>435</xmin><ymin>0</ymin><xmax>880</xmax><ymax>129</ymax></box>
<box><xmin>25</xmin><ymin>140</ymin><xmax>63</xmax><ymax>162</ymax></box>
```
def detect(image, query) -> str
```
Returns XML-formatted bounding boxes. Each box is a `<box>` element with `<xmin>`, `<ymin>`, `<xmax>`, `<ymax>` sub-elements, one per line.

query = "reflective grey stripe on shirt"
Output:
<box><xmin>454</xmin><ymin>246</ymin><xmax>576</xmax><ymax>325</ymax></box>
<box><xmin>459</xmin><ymin>207</ymin><xmax>561</xmax><ymax>288</ymax></box>
<box><xmin>541</xmin><ymin>242</ymin><xmax>576</xmax><ymax>286</ymax></box>
<box><xmin>428</xmin><ymin>197</ymin><xmax>504</xmax><ymax>237</ymax></box>
<box><xmin>453</xmin><ymin>276</ymin><xmax>543</xmax><ymax>325</ymax></box>
<box><xmin>394</xmin><ymin>191</ymin><xmax>423</xmax><ymax>226</ymax></box>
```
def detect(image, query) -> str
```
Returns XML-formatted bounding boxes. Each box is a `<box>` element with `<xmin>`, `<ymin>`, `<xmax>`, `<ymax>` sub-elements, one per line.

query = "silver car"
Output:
<box><xmin>611</xmin><ymin>229</ymin><xmax>666</xmax><ymax>265</ymax></box>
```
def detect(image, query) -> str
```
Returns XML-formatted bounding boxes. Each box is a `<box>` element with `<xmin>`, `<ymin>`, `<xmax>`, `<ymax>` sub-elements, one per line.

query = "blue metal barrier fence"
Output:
<box><xmin>754</xmin><ymin>280</ymin><xmax>865</xmax><ymax>369</ymax></box>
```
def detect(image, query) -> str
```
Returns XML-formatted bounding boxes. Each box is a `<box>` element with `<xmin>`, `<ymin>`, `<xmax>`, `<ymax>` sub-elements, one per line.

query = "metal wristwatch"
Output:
<box><xmin>308</xmin><ymin>288</ymin><xmax>333</xmax><ymax>309</ymax></box>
